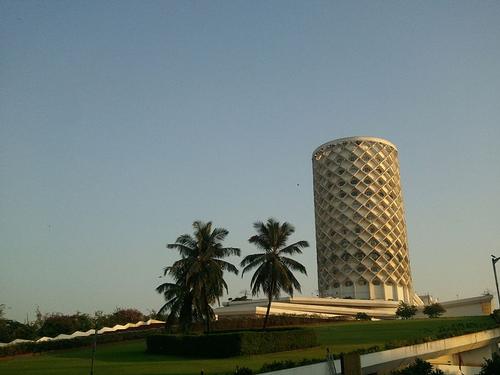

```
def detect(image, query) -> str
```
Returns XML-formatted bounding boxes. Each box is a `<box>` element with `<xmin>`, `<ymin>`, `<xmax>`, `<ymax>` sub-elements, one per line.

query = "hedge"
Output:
<box><xmin>0</xmin><ymin>327</ymin><xmax>163</xmax><ymax>357</ymax></box>
<box><xmin>146</xmin><ymin>328</ymin><xmax>317</xmax><ymax>357</ymax></box>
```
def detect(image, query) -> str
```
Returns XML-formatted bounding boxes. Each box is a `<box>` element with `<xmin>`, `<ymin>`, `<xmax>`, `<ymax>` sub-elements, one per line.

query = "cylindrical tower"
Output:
<box><xmin>312</xmin><ymin>136</ymin><xmax>414</xmax><ymax>303</ymax></box>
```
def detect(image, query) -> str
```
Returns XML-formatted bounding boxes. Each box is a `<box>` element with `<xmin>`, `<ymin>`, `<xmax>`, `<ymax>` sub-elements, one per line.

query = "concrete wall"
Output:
<box><xmin>260</xmin><ymin>328</ymin><xmax>500</xmax><ymax>375</ymax></box>
<box><xmin>260</xmin><ymin>360</ymin><xmax>338</xmax><ymax>375</ymax></box>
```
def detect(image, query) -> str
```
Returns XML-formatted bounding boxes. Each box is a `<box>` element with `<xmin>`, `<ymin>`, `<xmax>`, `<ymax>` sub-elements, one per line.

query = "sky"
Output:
<box><xmin>1</xmin><ymin>1</ymin><xmax>499</xmax><ymax>322</ymax></box>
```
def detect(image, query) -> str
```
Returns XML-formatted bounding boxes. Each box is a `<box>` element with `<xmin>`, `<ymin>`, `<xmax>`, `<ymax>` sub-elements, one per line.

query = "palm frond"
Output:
<box><xmin>210</xmin><ymin>227</ymin><xmax>229</xmax><ymax>242</ymax></box>
<box><xmin>214</xmin><ymin>259</ymin><xmax>239</xmax><ymax>275</ymax></box>
<box><xmin>167</xmin><ymin>242</ymin><xmax>197</xmax><ymax>257</ymax></box>
<box><xmin>280</xmin><ymin>257</ymin><xmax>307</xmax><ymax>275</ymax></box>
<box><xmin>215</xmin><ymin>246</ymin><xmax>241</xmax><ymax>257</ymax></box>
<box><xmin>240</xmin><ymin>253</ymin><xmax>265</xmax><ymax>267</ymax></box>
<box><xmin>278</xmin><ymin>240</ymin><xmax>309</xmax><ymax>255</ymax></box>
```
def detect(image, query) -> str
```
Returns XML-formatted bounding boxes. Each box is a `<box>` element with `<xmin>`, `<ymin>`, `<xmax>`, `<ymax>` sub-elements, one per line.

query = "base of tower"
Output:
<box><xmin>214</xmin><ymin>294</ymin><xmax>492</xmax><ymax>320</ymax></box>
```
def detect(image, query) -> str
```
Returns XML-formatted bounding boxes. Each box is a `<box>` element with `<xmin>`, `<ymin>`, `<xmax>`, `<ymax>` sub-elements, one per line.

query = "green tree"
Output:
<box><xmin>479</xmin><ymin>352</ymin><xmax>500</xmax><ymax>375</ymax></box>
<box><xmin>109</xmin><ymin>308</ymin><xmax>145</xmax><ymax>325</ymax></box>
<box><xmin>161</xmin><ymin>221</ymin><xmax>240</xmax><ymax>333</ymax></box>
<box><xmin>423</xmin><ymin>303</ymin><xmax>446</xmax><ymax>318</ymax></box>
<box><xmin>156</xmin><ymin>262</ymin><xmax>201</xmax><ymax>333</ymax></box>
<box><xmin>240</xmin><ymin>218</ymin><xmax>309</xmax><ymax>329</ymax></box>
<box><xmin>38</xmin><ymin>312</ymin><xmax>93</xmax><ymax>337</ymax></box>
<box><xmin>395</xmin><ymin>302</ymin><xmax>417</xmax><ymax>320</ymax></box>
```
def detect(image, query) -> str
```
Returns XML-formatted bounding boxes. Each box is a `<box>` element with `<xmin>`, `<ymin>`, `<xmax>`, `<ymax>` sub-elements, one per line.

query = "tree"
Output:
<box><xmin>38</xmin><ymin>312</ymin><xmax>93</xmax><ymax>337</ymax></box>
<box><xmin>423</xmin><ymin>303</ymin><xmax>446</xmax><ymax>318</ymax></box>
<box><xmin>240</xmin><ymin>218</ymin><xmax>309</xmax><ymax>329</ymax></box>
<box><xmin>0</xmin><ymin>320</ymin><xmax>37</xmax><ymax>342</ymax></box>
<box><xmin>156</xmin><ymin>263</ymin><xmax>201</xmax><ymax>333</ymax></box>
<box><xmin>160</xmin><ymin>221</ymin><xmax>240</xmax><ymax>333</ymax></box>
<box><xmin>479</xmin><ymin>352</ymin><xmax>500</xmax><ymax>375</ymax></box>
<box><xmin>395</xmin><ymin>302</ymin><xmax>417</xmax><ymax>320</ymax></box>
<box><xmin>109</xmin><ymin>308</ymin><xmax>145</xmax><ymax>325</ymax></box>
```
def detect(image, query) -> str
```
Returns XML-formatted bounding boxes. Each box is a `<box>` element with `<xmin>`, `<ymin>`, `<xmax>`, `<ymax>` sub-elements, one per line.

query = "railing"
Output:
<box><xmin>326</xmin><ymin>348</ymin><xmax>338</xmax><ymax>375</ymax></box>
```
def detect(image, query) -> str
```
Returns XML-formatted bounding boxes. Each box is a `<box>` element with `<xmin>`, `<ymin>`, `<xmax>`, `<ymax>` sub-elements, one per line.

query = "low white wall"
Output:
<box><xmin>259</xmin><ymin>360</ymin><xmax>340</xmax><ymax>375</ymax></box>
<box><xmin>0</xmin><ymin>319</ymin><xmax>165</xmax><ymax>347</ymax></box>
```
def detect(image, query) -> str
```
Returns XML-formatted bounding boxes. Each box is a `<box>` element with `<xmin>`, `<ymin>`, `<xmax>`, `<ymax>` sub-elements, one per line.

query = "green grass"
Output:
<box><xmin>0</xmin><ymin>316</ymin><xmax>495</xmax><ymax>375</ymax></box>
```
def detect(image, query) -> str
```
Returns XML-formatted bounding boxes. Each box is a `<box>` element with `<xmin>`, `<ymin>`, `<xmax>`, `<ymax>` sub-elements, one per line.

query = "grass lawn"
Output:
<box><xmin>0</xmin><ymin>316</ymin><xmax>495</xmax><ymax>375</ymax></box>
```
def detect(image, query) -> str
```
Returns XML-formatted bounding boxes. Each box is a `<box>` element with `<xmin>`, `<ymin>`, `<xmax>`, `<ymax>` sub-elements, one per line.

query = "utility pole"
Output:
<box><xmin>90</xmin><ymin>326</ymin><xmax>98</xmax><ymax>375</ymax></box>
<box><xmin>491</xmin><ymin>255</ymin><xmax>500</xmax><ymax>308</ymax></box>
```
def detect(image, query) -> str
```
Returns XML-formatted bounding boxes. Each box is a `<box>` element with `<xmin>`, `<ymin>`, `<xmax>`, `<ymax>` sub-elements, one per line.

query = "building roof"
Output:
<box><xmin>312</xmin><ymin>136</ymin><xmax>398</xmax><ymax>157</ymax></box>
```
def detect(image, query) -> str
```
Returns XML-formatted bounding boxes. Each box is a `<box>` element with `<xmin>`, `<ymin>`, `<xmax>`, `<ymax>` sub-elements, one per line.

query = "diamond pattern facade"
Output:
<box><xmin>313</xmin><ymin>137</ymin><xmax>414</xmax><ymax>302</ymax></box>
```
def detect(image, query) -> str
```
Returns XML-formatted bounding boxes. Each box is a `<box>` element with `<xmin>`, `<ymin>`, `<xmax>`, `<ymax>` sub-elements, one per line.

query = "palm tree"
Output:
<box><xmin>162</xmin><ymin>221</ymin><xmax>240</xmax><ymax>333</ymax></box>
<box><xmin>156</xmin><ymin>264</ymin><xmax>201</xmax><ymax>333</ymax></box>
<box><xmin>241</xmin><ymin>218</ymin><xmax>309</xmax><ymax>329</ymax></box>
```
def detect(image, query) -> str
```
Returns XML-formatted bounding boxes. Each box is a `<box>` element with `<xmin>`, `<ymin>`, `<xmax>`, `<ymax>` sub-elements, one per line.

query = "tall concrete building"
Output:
<box><xmin>312</xmin><ymin>136</ymin><xmax>416</xmax><ymax>303</ymax></box>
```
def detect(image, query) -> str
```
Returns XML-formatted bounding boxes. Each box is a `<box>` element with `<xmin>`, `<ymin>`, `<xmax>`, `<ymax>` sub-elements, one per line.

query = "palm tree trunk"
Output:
<box><xmin>263</xmin><ymin>293</ymin><xmax>272</xmax><ymax>330</ymax></box>
<box><xmin>204</xmin><ymin>293</ymin><xmax>210</xmax><ymax>334</ymax></box>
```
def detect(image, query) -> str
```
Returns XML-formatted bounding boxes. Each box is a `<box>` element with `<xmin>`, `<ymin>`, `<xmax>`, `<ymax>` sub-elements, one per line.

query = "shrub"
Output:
<box><xmin>479</xmin><ymin>352</ymin><xmax>500</xmax><ymax>375</ymax></box>
<box><xmin>197</xmin><ymin>314</ymin><xmax>341</xmax><ymax>333</ymax></box>
<box><xmin>233</xmin><ymin>366</ymin><xmax>253</xmax><ymax>375</ymax></box>
<box><xmin>391</xmin><ymin>358</ymin><xmax>444</xmax><ymax>375</ymax></box>
<box><xmin>356</xmin><ymin>312</ymin><xmax>370</xmax><ymax>320</ymax></box>
<box><xmin>423</xmin><ymin>303</ymin><xmax>446</xmax><ymax>318</ymax></box>
<box><xmin>146</xmin><ymin>328</ymin><xmax>317</xmax><ymax>357</ymax></box>
<box><xmin>490</xmin><ymin>309</ymin><xmax>500</xmax><ymax>324</ymax></box>
<box><xmin>396</xmin><ymin>302</ymin><xmax>417</xmax><ymax>320</ymax></box>
<box><xmin>260</xmin><ymin>360</ymin><xmax>297</xmax><ymax>372</ymax></box>
<box><xmin>259</xmin><ymin>358</ymin><xmax>323</xmax><ymax>372</ymax></box>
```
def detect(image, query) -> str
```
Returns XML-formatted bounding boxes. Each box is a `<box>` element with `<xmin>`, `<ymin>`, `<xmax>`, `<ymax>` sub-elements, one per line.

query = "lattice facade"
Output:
<box><xmin>312</xmin><ymin>137</ymin><xmax>414</xmax><ymax>302</ymax></box>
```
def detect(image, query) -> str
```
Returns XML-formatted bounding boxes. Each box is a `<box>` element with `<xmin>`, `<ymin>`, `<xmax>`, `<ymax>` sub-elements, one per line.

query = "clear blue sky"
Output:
<box><xmin>1</xmin><ymin>1</ymin><xmax>499</xmax><ymax>321</ymax></box>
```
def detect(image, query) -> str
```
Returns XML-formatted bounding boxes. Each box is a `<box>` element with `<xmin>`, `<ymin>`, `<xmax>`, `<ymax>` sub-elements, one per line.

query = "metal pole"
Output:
<box><xmin>492</xmin><ymin>256</ymin><xmax>500</xmax><ymax>309</ymax></box>
<box><xmin>90</xmin><ymin>327</ymin><xmax>98</xmax><ymax>375</ymax></box>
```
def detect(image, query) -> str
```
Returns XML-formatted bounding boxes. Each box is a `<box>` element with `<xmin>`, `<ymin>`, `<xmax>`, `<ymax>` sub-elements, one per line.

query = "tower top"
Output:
<box><xmin>312</xmin><ymin>136</ymin><xmax>398</xmax><ymax>158</ymax></box>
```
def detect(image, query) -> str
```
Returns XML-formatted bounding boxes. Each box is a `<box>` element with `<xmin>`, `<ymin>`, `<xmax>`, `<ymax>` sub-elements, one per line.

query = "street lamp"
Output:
<box><xmin>491</xmin><ymin>255</ymin><xmax>500</xmax><ymax>308</ymax></box>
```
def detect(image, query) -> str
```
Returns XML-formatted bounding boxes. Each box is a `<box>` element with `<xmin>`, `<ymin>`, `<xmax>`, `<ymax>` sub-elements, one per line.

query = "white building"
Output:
<box><xmin>312</xmin><ymin>136</ymin><xmax>418</xmax><ymax>303</ymax></box>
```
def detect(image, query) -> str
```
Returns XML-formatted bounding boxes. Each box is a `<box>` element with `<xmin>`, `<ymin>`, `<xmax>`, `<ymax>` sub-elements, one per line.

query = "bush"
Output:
<box><xmin>423</xmin><ymin>303</ymin><xmax>446</xmax><ymax>318</ymax></box>
<box><xmin>356</xmin><ymin>312</ymin><xmax>370</xmax><ymax>320</ymax></box>
<box><xmin>233</xmin><ymin>366</ymin><xmax>253</xmax><ymax>375</ymax></box>
<box><xmin>146</xmin><ymin>328</ymin><xmax>317</xmax><ymax>357</ymax></box>
<box><xmin>259</xmin><ymin>358</ymin><xmax>323</xmax><ymax>372</ymax></box>
<box><xmin>260</xmin><ymin>360</ymin><xmax>297</xmax><ymax>372</ymax></box>
<box><xmin>396</xmin><ymin>302</ymin><xmax>417</xmax><ymax>320</ymax></box>
<box><xmin>186</xmin><ymin>314</ymin><xmax>342</xmax><ymax>333</ymax></box>
<box><xmin>490</xmin><ymin>309</ymin><xmax>500</xmax><ymax>324</ymax></box>
<box><xmin>479</xmin><ymin>352</ymin><xmax>500</xmax><ymax>375</ymax></box>
<box><xmin>391</xmin><ymin>358</ymin><xmax>444</xmax><ymax>374</ymax></box>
